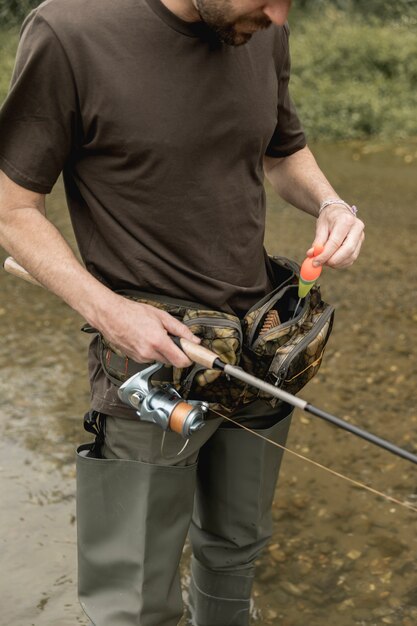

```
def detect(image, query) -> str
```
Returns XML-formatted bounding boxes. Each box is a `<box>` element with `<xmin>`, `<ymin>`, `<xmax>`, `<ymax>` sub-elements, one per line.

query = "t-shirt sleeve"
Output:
<box><xmin>0</xmin><ymin>11</ymin><xmax>80</xmax><ymax>194</ymax></box>
<box><xmin>265</xmin><ymin>24</ymin><xmax>307</xmax><ymax>158</ymax></box>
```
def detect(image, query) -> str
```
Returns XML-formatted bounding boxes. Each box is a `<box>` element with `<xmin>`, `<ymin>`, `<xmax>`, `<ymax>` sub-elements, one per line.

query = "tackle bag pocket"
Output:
<box><xmin>179</xmin><ymin>309</ymin><xmax>244</xmax><ymax>410</ymax></box>
<box><xmin>262</xmin><ymin>301</ymin><xmax>334</xmax><ymax>404</ymax></box>
<box><xmin>242</xmin><ymin>256</ymin><xmax>335</xmax><ymax>406</ymax></box>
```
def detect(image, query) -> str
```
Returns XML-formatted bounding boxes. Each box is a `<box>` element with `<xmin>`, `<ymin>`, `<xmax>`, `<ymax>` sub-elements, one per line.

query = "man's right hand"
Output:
<box><xmin>99</xmin><ymin>295</ymin><xmax>200</xmax><ymax>368</ymax></box>
<box><xmin>0</xmin><ymin>170</ymin><xmax>200</xmax><ymax>370</ymax></box>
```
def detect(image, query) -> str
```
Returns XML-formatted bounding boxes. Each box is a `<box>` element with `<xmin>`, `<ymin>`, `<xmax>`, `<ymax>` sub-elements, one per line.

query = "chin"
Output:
<box><xmin>231</xmin><ymin>32</ymin><xmax>253</xmax><ymax>45</ymax></box>
<box><xmin>216</xmin><ymin>28</ymin><xmax>253</xmax><ymax>46</ymax></box>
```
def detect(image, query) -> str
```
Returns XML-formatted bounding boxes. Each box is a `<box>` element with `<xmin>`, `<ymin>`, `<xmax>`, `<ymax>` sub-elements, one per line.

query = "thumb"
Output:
<box><xmin>307</xmin><ymin>223</ymin><xmax>329</xmax><ymax>257</ymax></box>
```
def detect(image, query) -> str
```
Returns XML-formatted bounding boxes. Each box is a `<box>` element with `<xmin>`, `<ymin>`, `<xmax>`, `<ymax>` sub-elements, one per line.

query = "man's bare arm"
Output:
<box><xmin>264</xmin><ymin>145</ymin><xmax>365</xmax><ymax>268</ymax></box>
<box><xmin>0</xmin><ymin>170</ymin><xmax>197</xmax><ymax>366</ymax></box>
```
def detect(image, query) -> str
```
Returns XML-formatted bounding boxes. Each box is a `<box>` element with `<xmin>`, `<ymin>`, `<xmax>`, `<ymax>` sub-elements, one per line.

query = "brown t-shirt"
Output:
<box><xmin>0</xmin><ymin>0</ymin><xmax>306</xmax><ymax>417</ymax></box>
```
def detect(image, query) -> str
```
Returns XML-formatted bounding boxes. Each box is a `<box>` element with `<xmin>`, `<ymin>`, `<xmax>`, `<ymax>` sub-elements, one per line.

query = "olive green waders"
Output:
<box><xmin>76</xmin><ymin>401</ymin><xmax>292</xmax><ymax>626</ymax></box>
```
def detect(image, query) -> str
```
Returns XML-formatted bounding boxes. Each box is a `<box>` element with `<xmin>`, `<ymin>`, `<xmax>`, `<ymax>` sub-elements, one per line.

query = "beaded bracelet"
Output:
<box><xmin>319</xmin><ymin>199</ymin><xmax>358</xmax><ymax>216</ymax></box>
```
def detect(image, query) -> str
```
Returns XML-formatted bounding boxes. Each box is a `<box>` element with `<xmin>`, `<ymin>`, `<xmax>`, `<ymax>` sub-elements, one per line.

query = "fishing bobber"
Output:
<box><xmin>298</xmin><ymin>244</ymin><xmax>324</xmax><ymax>298</ymax></box>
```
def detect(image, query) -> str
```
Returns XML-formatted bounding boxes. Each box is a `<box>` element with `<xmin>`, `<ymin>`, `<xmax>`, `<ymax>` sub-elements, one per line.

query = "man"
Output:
<box><xmin>0</xmin><ymin>0</ymin><xmax>364</xmax><ymax>624</ymax></box>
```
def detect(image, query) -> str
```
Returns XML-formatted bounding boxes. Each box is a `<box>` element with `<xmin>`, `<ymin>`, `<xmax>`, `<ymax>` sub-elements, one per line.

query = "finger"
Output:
<box><xmin>306</xmin><ymin>242</ymin><xmax>325</xmax><ymax>258</ymax></box>
<box><xmin>312</xmin><ymin>220</ymin><xmax>330</xmax><ymax>250</ymax></box>
<box><xmin>152</xmin><ymin>348</ymin><xmax>170</xmax><ymax>366</ymax></box>
<box><xmin>306</xmin><ymin>222</ymin><xmax>329</xmax><ymax>257</ymax></box>
<box><xmin>312</xmin><ymin>220</ymin><xmax>353</xmax><ymax>266</ymax></box>
<box><xmin>156</xmin><ymin>333</ymin><xmax>194</xmax><ymax>368</ymax></box>
<box><xmin>160</xmin><ymin>310</ymin><xmax>201</xmax><ymax>344</ymax></box>
<box><xmin>327</xmin><ymin>230</ymin><xmax>365</xmax><ymax>269</ymax></box>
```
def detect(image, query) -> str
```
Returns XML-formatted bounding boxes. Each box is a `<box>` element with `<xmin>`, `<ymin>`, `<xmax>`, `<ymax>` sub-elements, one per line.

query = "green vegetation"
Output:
<box><xmin>0</xmin><ymin>28</ymin><xmax>18</xmax><ymax>104</ymax></box>
<box><xmin>0</xmin><ymin>0</ymin><xmax>39</xmax><ymax>27</ymax></box>
<box><xmin>0</xmin><ymin>1</ymin><xmax>416</xmax><ymax>140</ymax></box>
<box><xmin>289</xmin><ymin>10</ymin><xmax>417</xmax><ymax>140</ymax></box>
<box><xmin>294</xmin><ymin>0</ymin><xmax>417</xmax><ymax>24</ymax></box>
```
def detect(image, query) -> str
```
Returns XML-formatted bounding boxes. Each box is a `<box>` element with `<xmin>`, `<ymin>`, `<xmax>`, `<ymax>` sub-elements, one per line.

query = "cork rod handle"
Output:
<box><xmin>173</xmin><ymin>337</ymin><xmax>218</xmax><ymax>369</ymax></box>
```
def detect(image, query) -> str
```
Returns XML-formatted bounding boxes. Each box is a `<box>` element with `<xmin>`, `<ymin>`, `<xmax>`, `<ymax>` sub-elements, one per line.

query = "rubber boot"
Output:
<box><xmin>76</xmin><ymin>443</ymin><xmax>197</xmax><ymax>626</ymax></box>
<box><xmin>189</xmin><ymin>407</ymin><xmax>292</xmax><ymax>626</ymax></box>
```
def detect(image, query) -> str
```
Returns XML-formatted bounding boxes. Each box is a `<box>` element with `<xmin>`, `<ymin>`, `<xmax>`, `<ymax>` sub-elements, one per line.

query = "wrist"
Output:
<box><xmin>79</xmin><ymin>282</ymin><xmax>123</xmax><ymax>333</ymax></box>
<box><xmin>318</xmin><ymin>198</ymin><xmax>358</xmax><ymax>217</ymax></box>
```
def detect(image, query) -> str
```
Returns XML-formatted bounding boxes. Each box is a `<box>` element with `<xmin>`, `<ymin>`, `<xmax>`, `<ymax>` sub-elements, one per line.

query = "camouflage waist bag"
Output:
<box><xmin>91</xmin><ymin>256</ymin><xmax>334</xmax><ymax>413</ymax></box>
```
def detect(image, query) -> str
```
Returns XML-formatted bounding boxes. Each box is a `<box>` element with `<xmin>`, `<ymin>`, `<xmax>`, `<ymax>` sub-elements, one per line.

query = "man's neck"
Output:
<box><xmin>160</xmin><ymin>0</ymin><xmax>201</xmax><ymax>22</ymax></box>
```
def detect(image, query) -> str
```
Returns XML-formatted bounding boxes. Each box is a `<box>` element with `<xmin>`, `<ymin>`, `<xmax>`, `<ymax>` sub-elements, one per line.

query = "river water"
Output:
<box><xmin>0</xmin><ymin>141</ymin><xmax>416</xmax><ymax>626</ymax></box>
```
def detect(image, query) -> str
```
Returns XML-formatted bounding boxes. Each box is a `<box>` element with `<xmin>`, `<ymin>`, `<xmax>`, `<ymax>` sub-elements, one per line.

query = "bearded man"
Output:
<box><xmin>0</xmin><ymin>0</ymin><xmax>364</xmax><ymax>624</ymax></box>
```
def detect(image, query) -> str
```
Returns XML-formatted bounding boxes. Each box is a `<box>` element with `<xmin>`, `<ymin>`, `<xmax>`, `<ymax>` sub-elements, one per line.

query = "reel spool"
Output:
<box><xmin>118</xmin><ymin>363</ymin><xmax>208</xmax><ymax>438</ymax></box>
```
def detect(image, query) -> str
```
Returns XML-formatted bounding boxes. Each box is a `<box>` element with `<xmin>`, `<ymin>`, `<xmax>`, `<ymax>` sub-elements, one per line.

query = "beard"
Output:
<box><xmin>195</xmin><ymin>0</ymin><xmax>272</xmax><ymax>46</ymax></box>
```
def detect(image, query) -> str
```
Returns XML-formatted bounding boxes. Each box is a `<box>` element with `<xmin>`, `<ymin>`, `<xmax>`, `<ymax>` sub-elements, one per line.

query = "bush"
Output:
<box><xmin>0</xmin><ymin>28</ymin><xmax>18</xmax><ymax>102</ymax></box>
<box><xmin>0</xmin><ymin>2</ymin><xmax>416</xmax><ymax>141</ymax></box>
<box><xmin>0</xmin><ymin>0</ymin><xmax>42</xmax><ymax>27</ymax></box>
<box><xmin>293</xmin><ymin>0</ymin><xmax>417</xmax><ymax>24</ymax></box>
<box><xmin>289</xmin><ymin>10</ymin><xmax>417</xmax><ymax>139</ymax></box>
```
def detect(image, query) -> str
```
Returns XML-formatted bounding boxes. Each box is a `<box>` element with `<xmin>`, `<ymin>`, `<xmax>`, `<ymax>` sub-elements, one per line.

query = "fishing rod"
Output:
<box><xmin>4</xmin><ymin>256</ymin><xmax>417</xmax><ymax>465</ymax></box>
<box><xmin>170</xmin><ymin>336</ymin><xmax>417</xmax><ymax>465</ymax></box>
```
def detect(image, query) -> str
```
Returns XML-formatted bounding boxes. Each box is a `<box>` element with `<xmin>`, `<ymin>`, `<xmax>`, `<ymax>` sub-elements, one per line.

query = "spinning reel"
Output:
<box><xmin>118</xmin><ymin>363</ymin><xmax>209</xmax><ymax>438</ymax></box>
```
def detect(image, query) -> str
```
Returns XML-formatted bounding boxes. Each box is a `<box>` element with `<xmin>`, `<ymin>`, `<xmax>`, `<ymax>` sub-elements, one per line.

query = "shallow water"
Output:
<box><xmin>0</xmin><ymin>141</ymin><xmax>416</xmax><ymax>625</ymax></box>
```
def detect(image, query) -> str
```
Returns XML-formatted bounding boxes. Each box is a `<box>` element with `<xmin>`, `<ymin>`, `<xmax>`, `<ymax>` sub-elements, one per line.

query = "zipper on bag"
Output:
<box><xmin>184</xmin><ymin>315</ymin><xmax>243</xmax><ymax>348</ymax></box>
<box><xmin>247</xmin><ymin>285</ymin><xmax>309</xmax><ymax>347</ymax></box>
<box><xmin>271</xmin><ymin>305</ymin><xmax>335</xmax><ymax>387</ymax></box>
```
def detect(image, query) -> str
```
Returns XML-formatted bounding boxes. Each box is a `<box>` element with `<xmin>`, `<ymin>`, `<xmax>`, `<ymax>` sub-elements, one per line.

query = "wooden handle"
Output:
<box><xmin>3</xmin><ymin>257</ymin><xmax>43</xmax><ymax>288</ymax></box>
<box><xmin>177</xmin><ymin>337</ymin><xmax>218</xmax><ymax>369</ymax></box>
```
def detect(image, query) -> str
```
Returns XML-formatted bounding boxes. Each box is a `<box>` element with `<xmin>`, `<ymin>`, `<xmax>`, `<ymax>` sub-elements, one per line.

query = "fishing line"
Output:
<box><xmin>210</xmin><ymin>408</ymin><xmax>417</xmax><ymax>515</ymax></box>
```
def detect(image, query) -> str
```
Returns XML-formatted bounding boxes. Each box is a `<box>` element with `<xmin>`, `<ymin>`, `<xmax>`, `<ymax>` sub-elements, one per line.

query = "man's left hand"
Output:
<box><xmin>307</xmin><ymin>204</ymin><xmax>365</xmax><ymax>269</ymax></box>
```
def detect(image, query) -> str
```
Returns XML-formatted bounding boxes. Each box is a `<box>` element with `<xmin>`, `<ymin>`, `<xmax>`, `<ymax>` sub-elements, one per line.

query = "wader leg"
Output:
<box><xmin>76</xmin><ymin>414</ymin><xmax>221</xmax><ymax>626</ymax></box>
<box><xmin>189</xmin><ymin>401</ymin><xmax>292</xmax><ymax>626</ymax></box>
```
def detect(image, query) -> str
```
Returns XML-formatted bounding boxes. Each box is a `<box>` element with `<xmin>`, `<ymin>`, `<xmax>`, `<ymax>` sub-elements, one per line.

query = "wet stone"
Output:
<box><xmin>265</xmin><ymin>608</ymin><xmax>278</xmax><ymax>620</ymax></box>
<box><xmin>354</xmin><ymin>593</ymin><xmax>381</xmax><ymax>610</ymax></box>
<box><xmin>331</xmin><ymin>557</ymin><xmax>345</xmax><ymax>571</ymax></box>
<box><xmin>405</xmin><ymin>588</ymin><xmax>417</xmax><ymax>607</ymax></box>
<box><xmin>379</xmin><ymin>571</ymin><xmax>393</xmax><ymax>584</ymax></box>
<box><xmin>349</xmin><ymin>514</ymin><xmax>371</xmax><ymax>534</ymax></box>
<box><xmin>291</xmin><ymin>494</ymin><xmax>309</xmax><ymax>510</ymax></box>
<box><xmin>270</xmin><ymin>589</ymin><xmax>290</xmax><ymax>606</ymax></box>
<box><xmin>312</xmin><ymin>572</ymin><xmax>339</xmax><ymax>592</ymax></box>
<box><xmin>337</xmin><ymin>598</ymin><xmax>355</xmax><ymax>613</ymax></box>
<box><xmin>297</xmin><ymin>559</ymin><xmax>313</xmax><ymax>575</ymax></box>
<box><xmin>258</xmin><ymin>567</ymin><xmax>276</xmax><ymax>583</ymax></box>
<box><xmin>319</xmin><ymin>542</ymin><xmax>333</xmax><ymax>555</ymax></box>
<box><xmin>310</xmin><ymin>593</ymin><xmax>329</xmax><ymax>607</ymax></box>
<box><xmin>347</xmin><ymin>549</ymin><xmax>362</xmax><ymax>560</ymax></box>
<box><xmin>388</xmin><ymin>597</ymin><xmax>402</xmax><ymax>609</ymax></box>
<box><xmin>280</xmin><ymin>581</ymin><xmax>304</xmax><ymax>597</ymax></box>
<box><xmin>370</xmin><ymin>535</ymin><xmax>407</xmax><ymax>557</ymax></box>
<box><xmin>270</xmin><ymin>549</ymin><xmax>287</xmax><ymax>563</ymax></box>
<box><xmin>370</xmin><ymin>559</ymin><xmax>387</xmax><ymax>575</ymax></box>
<box><xmin>373</xmin><ymin>607</ymin><xmax>395</xmax><ymax>617</ymax></box>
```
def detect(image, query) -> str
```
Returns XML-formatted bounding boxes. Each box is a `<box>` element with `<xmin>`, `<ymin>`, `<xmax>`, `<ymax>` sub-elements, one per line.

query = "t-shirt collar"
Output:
<box><xmin>145</xmin><ymin>0</ymin><xmax>209</xmax><ymax>37</ymax></box>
